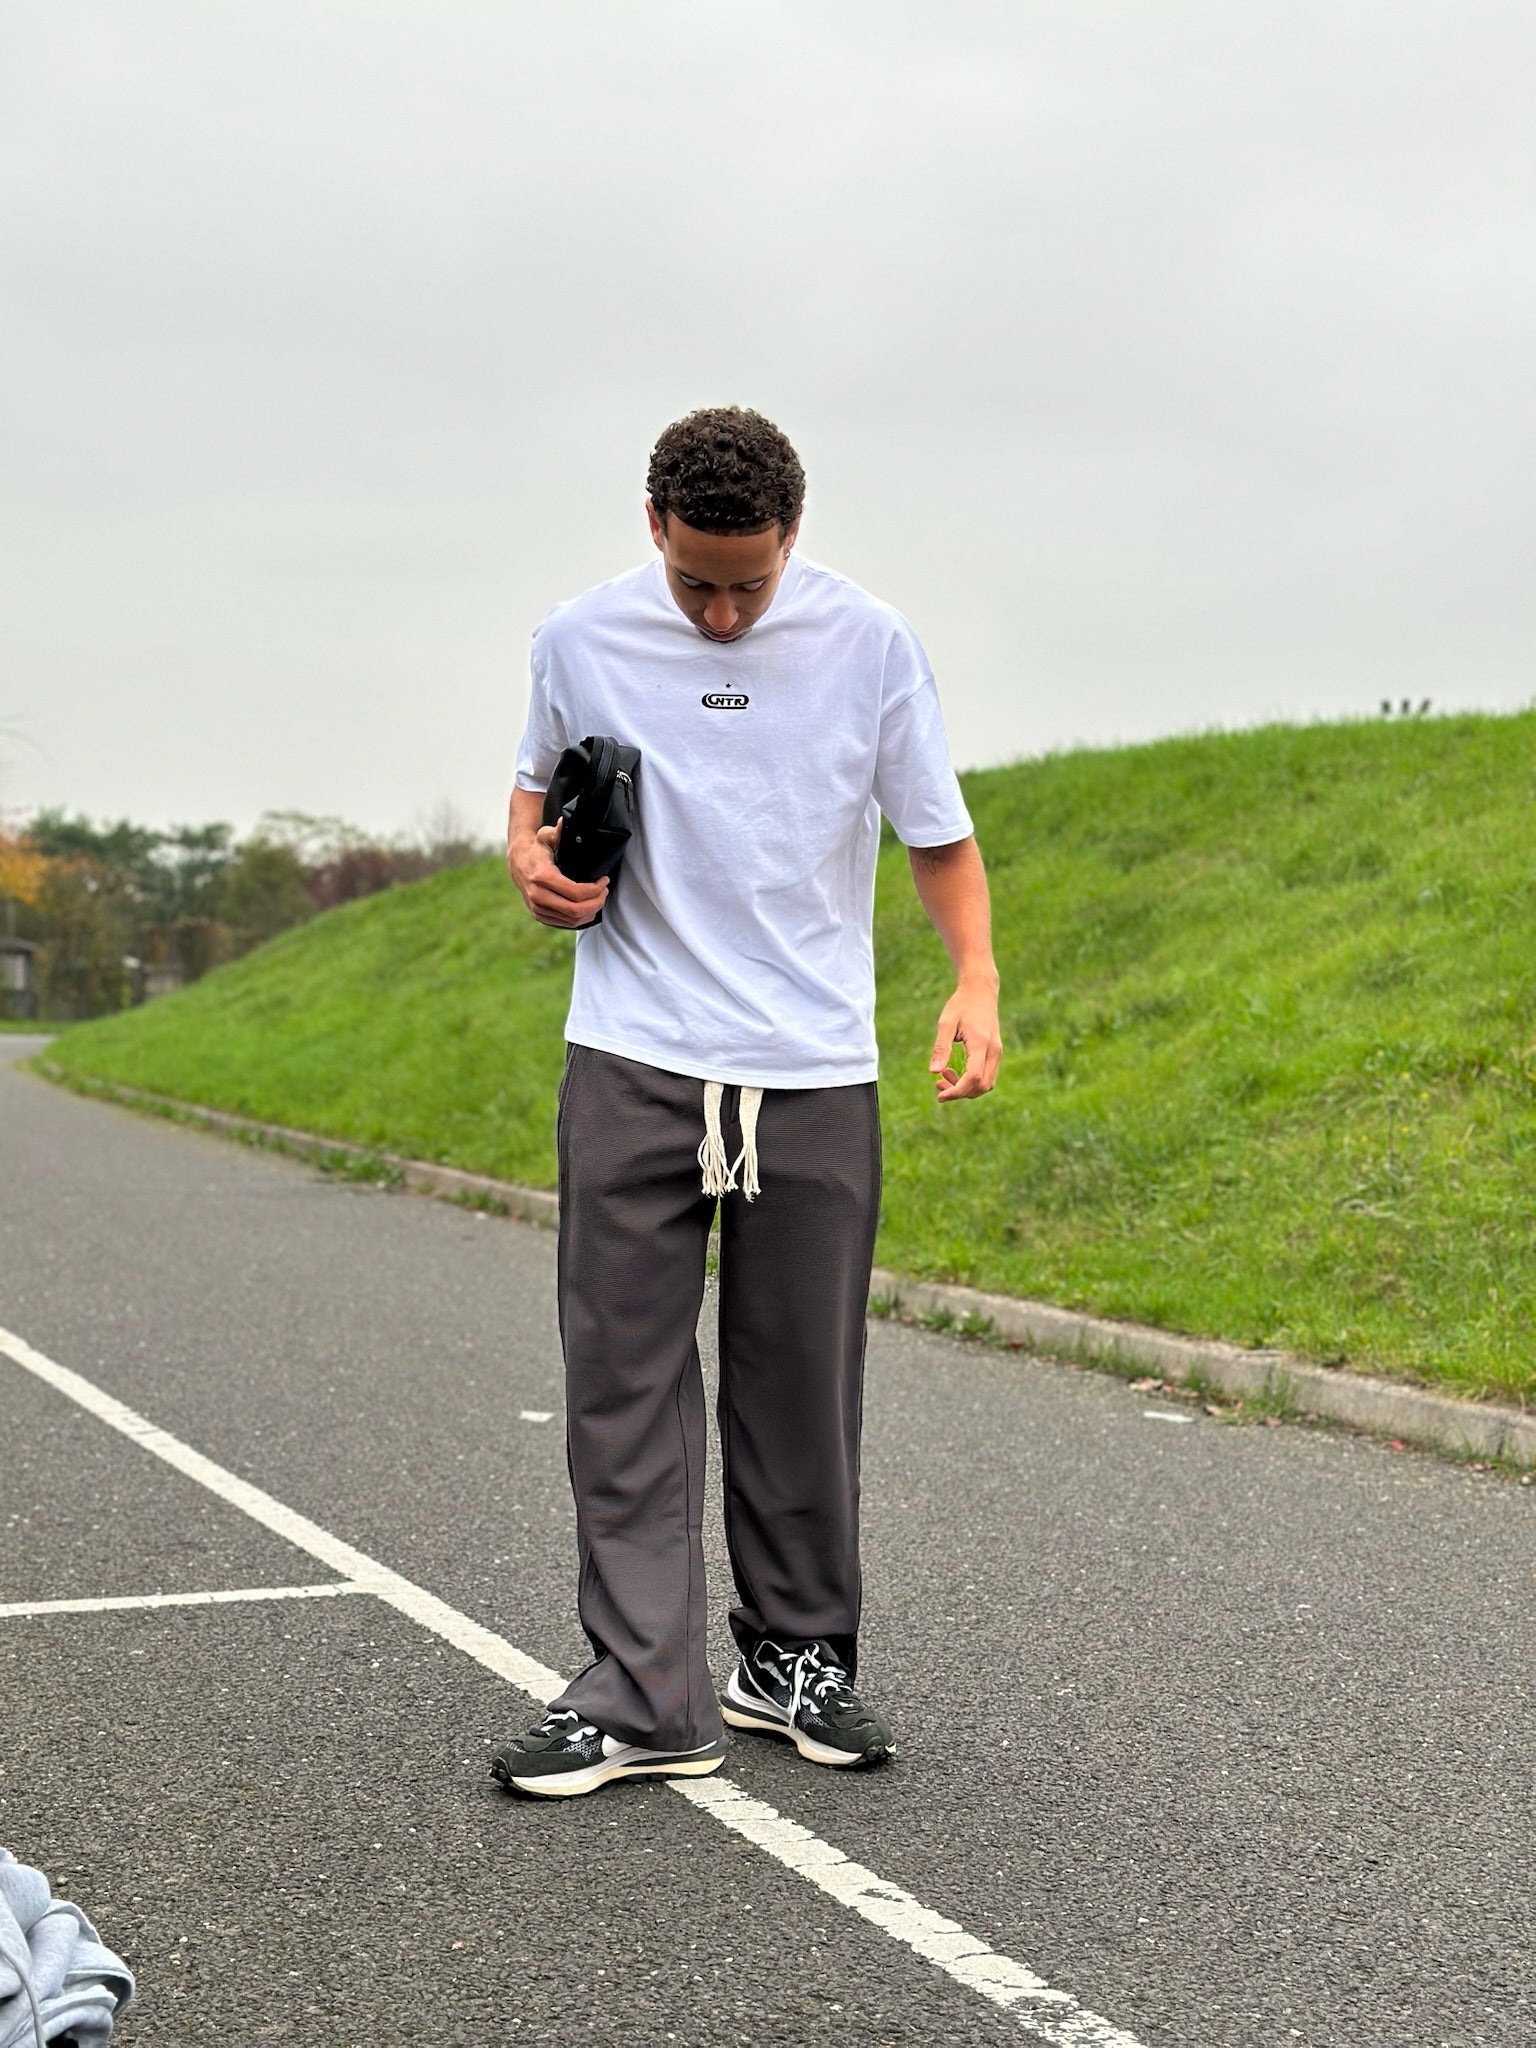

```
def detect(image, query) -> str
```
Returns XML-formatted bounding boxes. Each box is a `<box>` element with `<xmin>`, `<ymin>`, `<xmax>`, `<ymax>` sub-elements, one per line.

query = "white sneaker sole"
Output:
<box><xmin>496</xmin><ymin>1740</ymin><xmax>726</xmax><ymax>1800</ymax></box>
<box><xmin>720</xmin><ymin>1676</ymin><xmax>890</xmax><ymax>1768</ymax></box>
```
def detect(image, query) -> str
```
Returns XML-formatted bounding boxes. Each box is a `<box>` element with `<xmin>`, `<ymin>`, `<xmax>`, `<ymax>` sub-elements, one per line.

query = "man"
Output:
<box><xmin>492</xmin><ymin>407</ymin><xmax>1000</xmax><ymax>1799</ymax></box>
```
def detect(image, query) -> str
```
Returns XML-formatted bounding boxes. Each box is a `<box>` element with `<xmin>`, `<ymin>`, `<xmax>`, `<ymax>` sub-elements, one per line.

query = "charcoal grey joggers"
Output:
<box><xmin>550</xmin><ymin>1044</ymin><xmax>881</xmax><ymax>1752</ymax></box>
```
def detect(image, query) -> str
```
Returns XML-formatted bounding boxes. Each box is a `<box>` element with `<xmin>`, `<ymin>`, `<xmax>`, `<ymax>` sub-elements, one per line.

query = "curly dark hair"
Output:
<box><xmin>646</xmin><ymin>407</ymin><xmax>805</xmax><ymax>536</ymax></box>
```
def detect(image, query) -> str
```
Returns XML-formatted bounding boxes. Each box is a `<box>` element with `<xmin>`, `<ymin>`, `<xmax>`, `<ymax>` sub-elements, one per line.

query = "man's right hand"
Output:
<box><xmin>508</xmin><ymin>814</ymin><xmax>611</xmax><ymax>929</ymax></box>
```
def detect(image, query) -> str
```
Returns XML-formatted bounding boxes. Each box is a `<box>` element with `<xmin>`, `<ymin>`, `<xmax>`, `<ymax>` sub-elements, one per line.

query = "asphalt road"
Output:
<box><xmin>1</xmin><ymin>1034</ymin><xmax>1532</xmax><ymax>2048</ymax></box>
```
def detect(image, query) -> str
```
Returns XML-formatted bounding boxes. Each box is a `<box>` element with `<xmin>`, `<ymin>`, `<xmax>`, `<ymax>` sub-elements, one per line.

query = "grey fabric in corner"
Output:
<box><xmin>0</xmin><ymin>1849</ymin><xmax>134</xmax><ymax>2048</ymax></box>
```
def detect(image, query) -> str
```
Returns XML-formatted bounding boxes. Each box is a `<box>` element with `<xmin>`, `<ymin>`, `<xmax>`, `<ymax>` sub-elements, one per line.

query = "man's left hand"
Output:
<box><xmin>929</xmin><ymin>977</ymin><xmax>1002</xmax><ymax>1102</ymax></box>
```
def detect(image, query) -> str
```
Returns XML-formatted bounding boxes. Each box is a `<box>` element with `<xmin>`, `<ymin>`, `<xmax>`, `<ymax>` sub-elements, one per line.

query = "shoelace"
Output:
<box><xmin>530</xmin><ymin>1708</ymin><xmax>597</xmax><ymax>1747</ymax></box>
<box><xmin>787</xmin><ymin>1647</ymin><xmax>857</xmax><ymax>1726</ymax></box>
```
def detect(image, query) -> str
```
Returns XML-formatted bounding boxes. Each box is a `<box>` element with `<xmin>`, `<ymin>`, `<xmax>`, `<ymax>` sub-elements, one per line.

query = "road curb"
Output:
<box><xmin>867</xmin><ymin>1271</ymin><xmax>1536</xmax><ymax>1467</ymax></box>
<box><xmin>33</xmin><ymin>1063</ymin><xmax>562</xmax><ymax>1230</ymax></box>
<box><xmin>35</xmin><ymin>1061</ymin><xmax>1535</xmax><ymax>1470</ymax></box>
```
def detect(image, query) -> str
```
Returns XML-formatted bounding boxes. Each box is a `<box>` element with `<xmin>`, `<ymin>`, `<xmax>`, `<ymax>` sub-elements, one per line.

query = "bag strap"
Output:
<box><xmin>563</xmin><ymin>736</ymin><xmax>617</xmax><ymax>830</ymax></box>
<box><xmin>587</xmin><ymin>734</ymin><xmax>617</xmax><ymax>807</ymax></box>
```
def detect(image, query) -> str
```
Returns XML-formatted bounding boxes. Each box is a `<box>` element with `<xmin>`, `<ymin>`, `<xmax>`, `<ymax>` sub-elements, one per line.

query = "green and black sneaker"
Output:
<box><xmin>490</xmin><ymin>1708</ymin><xmax>727</xmax><ymax>1800</ymax></box>
<box><xmin>720</xmin><ymin>1639</ymin><xmax>894</xmax><ymax>1768</ymax></box>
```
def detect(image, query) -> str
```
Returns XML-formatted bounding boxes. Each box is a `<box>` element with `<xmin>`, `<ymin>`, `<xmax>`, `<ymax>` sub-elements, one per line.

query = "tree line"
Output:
<box><xmin>0</xmin><ymin>806</ymin><xmax>490</xmax><ymax>1021</ymax></box>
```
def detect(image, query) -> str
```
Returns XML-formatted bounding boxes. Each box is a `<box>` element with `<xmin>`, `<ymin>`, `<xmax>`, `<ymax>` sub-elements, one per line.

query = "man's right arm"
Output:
<box><xmin>506</xmin><ymin>787</ymin><xmax>610</xmax><ymax>929</ymax></box>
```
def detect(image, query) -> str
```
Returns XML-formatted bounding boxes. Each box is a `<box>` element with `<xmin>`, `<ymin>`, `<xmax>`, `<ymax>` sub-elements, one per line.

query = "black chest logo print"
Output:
<box><xmin>702</xmin><ymin>692</ymin><xmax>750</xmax><ymax>711</ymax></box>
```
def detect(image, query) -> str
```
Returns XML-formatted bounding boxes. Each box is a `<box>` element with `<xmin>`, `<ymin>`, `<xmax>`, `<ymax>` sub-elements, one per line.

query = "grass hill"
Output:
<box><xmin>41</xmin><ymin>712</ymin><xmax>1536</xmax><ymax>1403</ymax></box>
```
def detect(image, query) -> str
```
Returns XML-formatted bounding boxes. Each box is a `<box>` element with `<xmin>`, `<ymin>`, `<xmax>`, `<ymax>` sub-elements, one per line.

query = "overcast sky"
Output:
<box><xmin>2</xmin><ymin>0</ymin><xmax>1532</xmax><ymax>841</ymax></box>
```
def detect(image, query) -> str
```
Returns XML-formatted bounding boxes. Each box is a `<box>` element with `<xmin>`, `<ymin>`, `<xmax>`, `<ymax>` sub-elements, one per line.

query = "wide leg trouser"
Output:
<box><xmin>550</xmin><ymin>1044</ymin><xmax>881</xmax><ymax>1752</ymax></box>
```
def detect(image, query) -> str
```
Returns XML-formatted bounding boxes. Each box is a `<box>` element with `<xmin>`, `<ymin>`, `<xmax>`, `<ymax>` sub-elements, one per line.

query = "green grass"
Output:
<box><xmin>41</xmin><ymin>712</ymin><xmax>1536</xmax><ymax>1403</ymax></box>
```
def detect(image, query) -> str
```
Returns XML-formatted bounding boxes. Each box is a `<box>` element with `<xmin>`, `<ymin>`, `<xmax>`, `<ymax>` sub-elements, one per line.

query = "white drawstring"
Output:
<box><xmin>697</xmin><ymin>1083</ymin><xmax>764</xmax><ymax>1202</ymax></box>
<box><xmin>698</xmin><ymin>1083</ymin><xmax>732</xmax><ymax>1197</ymax></box>
<box><xmin>734</xmin><ymin>1085</ymin><xmax>762</xmax><ymax>1201</ymax></box>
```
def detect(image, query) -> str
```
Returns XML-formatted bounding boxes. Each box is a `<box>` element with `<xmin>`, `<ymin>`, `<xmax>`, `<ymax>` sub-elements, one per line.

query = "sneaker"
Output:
<box><xmin>720</xmin><ymin>1640</ymin><xmax>894</xmax><ymax>1768</ymax></box>
<box><xmin>490</xmin><ymin>1708</ymin><xmax>727</xmax><ymax>1800</ymax></box>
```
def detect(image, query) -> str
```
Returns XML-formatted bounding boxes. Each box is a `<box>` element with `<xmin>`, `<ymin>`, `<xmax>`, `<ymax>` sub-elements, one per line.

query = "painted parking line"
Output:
<box><xmin>0</xmin><ymin>1323</ymin><xmax>1149</xmax><ymax>2048</ymax></box>
<box><xmin>681</xmin><ymin>1774</ymin><xmax>1146</xmax><ymax>2044</ymax></box>
<box><xmin>0</xmin><ymin>1583</ymin><xmax>364</xmax><ymax>1620</ymax></box>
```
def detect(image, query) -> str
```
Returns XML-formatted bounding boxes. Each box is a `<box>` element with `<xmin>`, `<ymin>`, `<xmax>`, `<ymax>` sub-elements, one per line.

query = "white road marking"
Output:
<box><xmin>1142</xmin><ymin>1410</ymin><xmax>1193</xmax><ymax>1424</ymax></box>
<box><xmin>518</xmin><ymin>1409</ymin><xmax>555</xmax><ymax>1423</ymax></box>
<box><xmin>0</xmin><ymin>1323</ymin><xmax>1149</xmax><ymax>2048</ymax></box>
<box><xmin>0</xmin><ymin>1325</ymin><xmax>562</xmax><ymax>1706</ymax></box>
<box><xmin>681</xmin><ymin>1777</ymin><xmax>1149</xmax><ymax>2047</ymax></box>
<box><xmin>0</xmin><ymin>1583</ymin><xmax>364</xmax><ymax>1620</ymax></box>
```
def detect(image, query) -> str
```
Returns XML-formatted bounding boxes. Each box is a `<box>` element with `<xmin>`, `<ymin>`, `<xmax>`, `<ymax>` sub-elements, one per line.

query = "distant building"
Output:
<box><xmin>0</xmin><ymin>933</ymin><xmax>38</xmax><ymax>1020</ymax></box>
<box><xmin>123</xmin><ymin>954</ymin><xmax>185</xmax><ymax>1005</ymax></box>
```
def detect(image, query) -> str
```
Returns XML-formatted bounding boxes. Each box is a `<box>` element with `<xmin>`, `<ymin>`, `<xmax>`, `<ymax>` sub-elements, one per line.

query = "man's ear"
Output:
<box><xmin>783</xmin><ymin>517</ymin><xmax>801</xmax><ymax>555</ymax></box>
<box><xmin>645</xmin><ymin>498</ymin><xmax>666</xmax><ymax>550</ymax></box>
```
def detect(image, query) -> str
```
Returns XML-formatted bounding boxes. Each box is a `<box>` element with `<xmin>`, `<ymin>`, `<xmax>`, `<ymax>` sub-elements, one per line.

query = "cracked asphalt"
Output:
<box><xmin>2</xmin><ymin>1035</ymin><xmax>1533</xmax><ymax>2048</ymax></box>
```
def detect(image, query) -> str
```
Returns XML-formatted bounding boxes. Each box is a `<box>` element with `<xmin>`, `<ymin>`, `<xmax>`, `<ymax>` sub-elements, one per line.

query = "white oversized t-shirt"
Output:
<box><xmin>513</xmin><ymin>552</ymin><xmax>974</xmax><ymax>1089</ymax></box>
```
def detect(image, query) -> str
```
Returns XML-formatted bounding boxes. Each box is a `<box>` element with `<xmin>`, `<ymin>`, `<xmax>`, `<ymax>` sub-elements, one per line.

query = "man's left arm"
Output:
<box><xmin>908</xmin><ymin>836</ymin><xmax>1002</xmax><ymax>1102</ymax></box>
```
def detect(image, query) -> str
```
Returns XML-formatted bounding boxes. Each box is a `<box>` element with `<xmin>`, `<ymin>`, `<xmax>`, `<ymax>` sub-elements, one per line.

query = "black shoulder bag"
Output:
<box><xmin>541</xmin><ymin>734</ymin><xmax>640</xmax><ymax>924</ymax></box>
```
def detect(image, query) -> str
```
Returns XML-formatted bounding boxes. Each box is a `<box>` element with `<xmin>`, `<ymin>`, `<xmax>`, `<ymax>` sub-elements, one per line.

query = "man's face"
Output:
<box><xmin>647</xmin><ymin>501</ymin><xmax>799</xmax><ymax>644</ymax></box>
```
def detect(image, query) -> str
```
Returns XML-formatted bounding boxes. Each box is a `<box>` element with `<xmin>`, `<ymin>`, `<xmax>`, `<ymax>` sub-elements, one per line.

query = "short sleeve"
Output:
<box><xmin>513</xmin><ymin>629</ymin><xmax>568</xmax><ymax>793</ymax></box>
<box><xmin>871</xmin><ymin>624</ymin><xmax>974</xmax><ymax>847</ymax></box>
